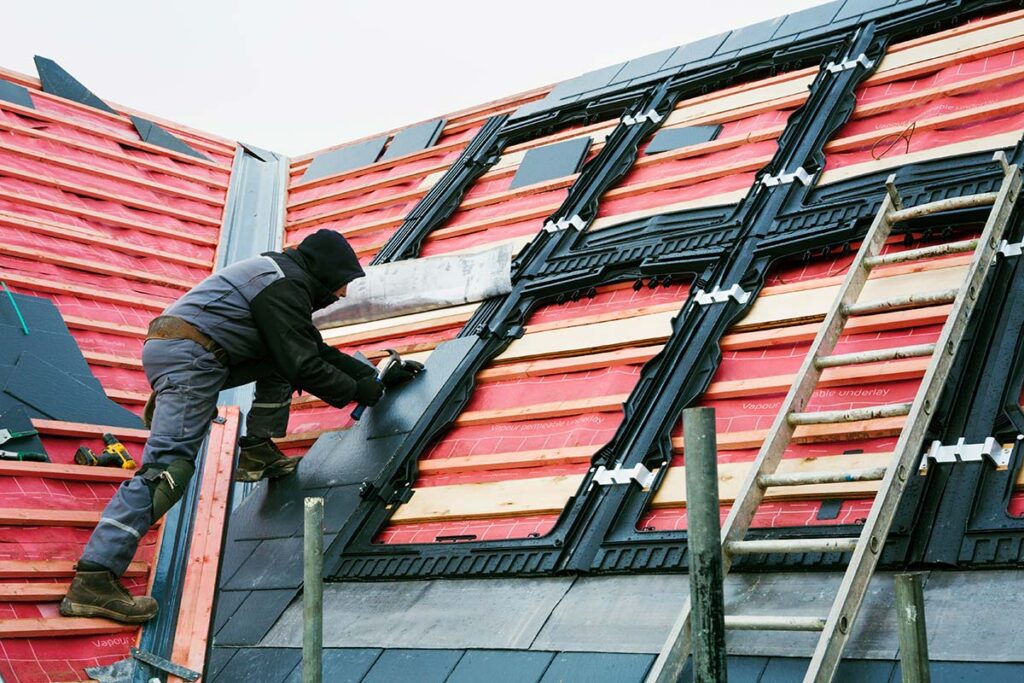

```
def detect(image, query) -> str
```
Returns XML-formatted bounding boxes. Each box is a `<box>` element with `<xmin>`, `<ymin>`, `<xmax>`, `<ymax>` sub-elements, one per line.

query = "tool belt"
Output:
<box><xmin>146</xmin><ymin>315</ymin><xmax>229</xmax><ymax>366</ymax></box>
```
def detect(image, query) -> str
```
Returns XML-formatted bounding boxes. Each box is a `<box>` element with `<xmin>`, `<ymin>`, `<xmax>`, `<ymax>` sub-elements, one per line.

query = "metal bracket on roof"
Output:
<box><xmin>918</xmin><ymin>436</ymin><xmax>1019</xmax><ymax>475</ymax></box>
<box><xmin>130</xmin><ymin>648</ymin><xmax>200</xmax><ymax>681</ymax></box>
<box><xmin>762</xmin><ymin>167</ymin><xmax>813</xmax><ymax>187</ymax></box>
<box><xmin>998</xmin><ymin>239</ymin><xmax>1023</xmax><ymax>257</ymax></box>
<box><xmin>543</xmin><ymin>214</ymin><xmax>586</xmax><ymax>233</ymax></box>
<box><xmin>825</xmin><ymin>53</ymin><xmax>875</xmax><ymax>73</ymax></box>
<box><xmin>693</xmin><ymin>283</ymin><xmax>751</xmax><ymax>306</ymax></box>
<box><xmin>622</xmin><ymin>109</ymin><xmax>664</xmax><ymax>126</ymax></box>
<box><xmin>593</xmin><ymin>463</ymin><xmax>656</xmax><ymax>488</ymax></box>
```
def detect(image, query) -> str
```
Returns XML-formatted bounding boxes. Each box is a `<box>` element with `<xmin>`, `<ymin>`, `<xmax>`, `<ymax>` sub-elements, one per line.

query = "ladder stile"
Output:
<box><xmin>647</xmin><ymin>178</ymin><xmax>901</xmax><ymax>683</ymax></box>
<box><xmin>648</xmin><ymin>160</ymin><xmax>1021</xmax><ymax>683</ymax></box>
<box><xmin>804</xmin><ymin>162</ymin><xmax>1021</xmax><ymax>681</ymax></box>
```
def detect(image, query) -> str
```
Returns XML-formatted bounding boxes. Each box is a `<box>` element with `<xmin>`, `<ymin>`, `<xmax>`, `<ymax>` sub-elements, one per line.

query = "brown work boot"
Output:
<box><xmin>59</xmin><ymin>568</ymin><xmax>158</xmax><ymax>624</ymax></box>
<box><xmin>234</xmin><ymin>436</ymin><xmax>301</xmax><ymax>482</ymax></box>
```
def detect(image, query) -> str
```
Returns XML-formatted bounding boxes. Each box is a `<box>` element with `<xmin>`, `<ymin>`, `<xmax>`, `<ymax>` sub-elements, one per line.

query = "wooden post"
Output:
<box><xmin>684</xmin><ymin>407</ymin><xmax>727</xmax><ymax>683</ymax></box>
<box><xmin>895</xmin><ymin>573</ymin><xmax>930</xmax><ymax>683</ymax></box>
<box><xmin>303</xmin><ymin>497</ymin><xmax>324</xmax><ymax>683</ymax></box>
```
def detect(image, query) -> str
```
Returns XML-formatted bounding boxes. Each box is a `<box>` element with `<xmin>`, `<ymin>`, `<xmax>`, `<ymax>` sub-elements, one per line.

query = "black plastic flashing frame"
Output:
<box><xmin>327</xmin><ymin>0</ymin><xmax>1024</xmax><ymax>580</ymax></box>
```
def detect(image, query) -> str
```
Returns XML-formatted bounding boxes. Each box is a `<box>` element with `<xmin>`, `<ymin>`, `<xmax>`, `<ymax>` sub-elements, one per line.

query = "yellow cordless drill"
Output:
<box><xmin>74</xmin><ymin>433</ymin><xmax>136</xmax><ymax>469</ymax></box>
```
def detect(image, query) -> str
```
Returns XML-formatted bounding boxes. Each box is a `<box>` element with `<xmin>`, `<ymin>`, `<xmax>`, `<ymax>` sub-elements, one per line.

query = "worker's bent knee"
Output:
<box><xmin>138</xmin><ymin>460</ymin><xmax>196</xmax><ymax>522</ymax></box>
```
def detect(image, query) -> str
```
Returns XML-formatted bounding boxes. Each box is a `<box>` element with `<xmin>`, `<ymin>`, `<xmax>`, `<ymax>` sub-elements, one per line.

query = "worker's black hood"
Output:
<box><xmin>284</xmin><ymin>229</ymin><xmax>365</xmax><ymax>309</ymax></box>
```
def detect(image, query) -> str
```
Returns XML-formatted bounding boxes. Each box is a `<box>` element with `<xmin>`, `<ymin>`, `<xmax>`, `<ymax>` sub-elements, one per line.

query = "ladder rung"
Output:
<box><xmin>788</xmin><ymin>402</ymin><xmax>911</xmax><ymax>426</ymax></box>
<box><xmin>864</xmin><ymin>239</ymin><xmax>978</xmax><ymax>267</ymax></box>
<box><xmin>758</xmin><ymin>466</ymin><xmax>887</xmax><ymax>488</ymax></box>
<box><xmin>724</xmin><ymin>615</ymin><xmax>827</xmax><ymax>631</ymax></box>
<box><xmin>815</xmin><ymin>343</ymin><xmax>935</xmax><ymax>368</ymax></box>
<box><xmin>725</xmin><ymin>538</ymin><xmax>859</xmax><ymax>555</ymax></box>
<box><xmin>842</xmin><ymin>288</ymin><xmax>958</xmax><ymax>317</ymax></box>
<box><xmin>888</xmin><ymin>192</ymin><xmax>998</xmax><ymax>223</ymax></box>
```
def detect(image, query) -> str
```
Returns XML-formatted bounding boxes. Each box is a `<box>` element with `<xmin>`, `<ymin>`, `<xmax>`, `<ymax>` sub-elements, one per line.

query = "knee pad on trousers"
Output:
<box><xmin>138</xmin><ymin>460</ymin><xmax>196</xmax><ymax>523</ymax></box>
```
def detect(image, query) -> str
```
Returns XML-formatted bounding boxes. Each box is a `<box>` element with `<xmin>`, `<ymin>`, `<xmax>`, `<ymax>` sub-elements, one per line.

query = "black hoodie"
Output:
<box><xmin>247</xmin><ymin>230</ymin><xmax>373</xmax><ymax>407</ymax></box>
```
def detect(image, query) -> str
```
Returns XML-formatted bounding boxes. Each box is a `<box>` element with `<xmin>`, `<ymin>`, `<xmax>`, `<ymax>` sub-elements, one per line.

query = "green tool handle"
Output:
<box><xmin>0</xmin><ymin>451</ymin><xmax>49</xmax><ymax>462</ymax></box>
<box><xmin>1</xmin><ymin>281</ymin><xmax>29</xmax><ymax>335</ymax></box>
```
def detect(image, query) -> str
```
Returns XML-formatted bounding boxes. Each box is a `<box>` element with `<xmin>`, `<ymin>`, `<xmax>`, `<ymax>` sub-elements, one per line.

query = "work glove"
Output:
<box><xmin>353</xmin><ymin>376</ymin><xmax>384</xmax><ymax>407</ymax></box>
<box><xmin>381</xmin><ymin>359</ymin><xmax>425</xmax><ymax>389</ymax></box>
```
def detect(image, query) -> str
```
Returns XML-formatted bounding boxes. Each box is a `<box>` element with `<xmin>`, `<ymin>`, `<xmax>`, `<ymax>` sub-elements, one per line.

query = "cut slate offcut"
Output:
<box><xmin>0</xmin><ymin>405</ymin><xmax>47</xmax><ymax>457</ymax></box>
<box><xmin>301</xmin><ymin>135</ymin><xmax>389</xmax><ymax>181</ymax></box>
<box><xmin>508</xmin><ymin>136</ymin><xmax>592</xmax><ymax>190</ymax></box>
<box><xmin>0</xmin><ymin>79</ymin><xmax>34</xmax><ymax>109</ymax></box>
<box><xmin>380</xmin><ymin>118</ymin><xmax>446</xmax><ymax>161</ymax></box>
<box><xmin>33</xmin><ymin>55</ymin><xmax>116</xmax><ymax>114</ymax></box>
<box><xmin>131</xmin><ymin>115</ymin><xmax>210</xmax><ymax>160</ymax></box>
<box><xmin>644</xmin><ymin>124</ymin><xmax>721</xmax><ymax>155</ymax></box>
<box><xmin>2</xmin><ymin>351</ymin><xmax>142</xmax><ymax>428</ymax></box>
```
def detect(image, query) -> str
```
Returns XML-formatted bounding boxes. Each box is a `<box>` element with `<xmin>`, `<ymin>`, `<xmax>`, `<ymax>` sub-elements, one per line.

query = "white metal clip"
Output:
<box><xmin>693</xmin><ymin>283</ymin><xmax>751</xmax><ymax>306</ymax></box>
<box><xmin>622</xmin><ymin>109</ymin><xmax>664</xmax><ymax>126</ymax></box>
<box><xmin>542</xmin><ymin>214</ymin><xmax>586</xmax><ymax>233</ymax></box>
<box><xmin>918</xmin><ymin>435</ymin><xmax>1018</xmax><ymax>474</ymax></box>
<box><xmin>998</xmin><ymin>239</ymin><xmax>1023</xmax><ymax>257</ymax></box>
<box><xmin>762</xmin><ymin>167</ymin><xmax>813</xmax><ymax>187</ymax></box>
<box><xmin>825</xmin><ymin>53</ymin><xmax>874</xmax><ymax>73</ymax></box>
<box><xmin>593</xmin><ymin>463</ymin><xmax>656</xmax><ymax>488</ymax></box>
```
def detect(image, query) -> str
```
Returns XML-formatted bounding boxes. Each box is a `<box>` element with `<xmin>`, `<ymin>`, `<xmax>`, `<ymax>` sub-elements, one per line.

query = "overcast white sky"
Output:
<box><xmin>1</xmin><ymin>0</ymin><xmax>823</xmax><ymax>156</ymax></box>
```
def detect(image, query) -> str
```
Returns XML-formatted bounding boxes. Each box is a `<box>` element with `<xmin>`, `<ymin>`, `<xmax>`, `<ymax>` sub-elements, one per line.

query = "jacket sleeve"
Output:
<box><xmin>250</xmin><ymin>279</ymin><xmax>359</xmax><ymax>408</ymax></box>
<box><xmin>318</xmin><ymin>343</ymin><xmax>377</xmax><ymax>380</ymax></box>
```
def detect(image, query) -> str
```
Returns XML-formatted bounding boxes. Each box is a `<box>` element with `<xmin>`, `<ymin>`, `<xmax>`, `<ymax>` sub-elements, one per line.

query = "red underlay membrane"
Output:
<box><xmin>0</xmin><ymin>630</ymin><xmax>144</xmax><ymax>683</ymax></box>
<box><xmin>528</xmin><ymin>281</ymin><xmax>690</xmax><ymax>325</ymax></box>
<box><xmin>0</xmin><ymin>122</ymin><xmax>229</xmax><ymax>198</ymax></box>
<box><xmin>0</xmin><ymin>78</ymin><xmax>234</xmax><ymax>683</ymax></box>
<box><xmin>418</xmin><ymin>462</ymin><xmax>590</xmax><ymax>488</ymax></box>
<box><xmin>0</xmin><ymin>195</ymin><xmax>217</xmax><ymax>262</ymax></box>
<box><xmin>465</xmin><ymin>366</ymin><xmax>642</xmax><ymax>412</ymax></box>
<box><xmin>336</xmin><ymin>325</ymin><xmax>462</xmax><ymax>357</ymax></box>
<box><xmin>639</xmin><ymin>499</ymin><xmax>877</xmax><ymax>532</ymax></box>
<box><xmin>0</xmin><ymin>150</ymin><xmax>223</xmax><ymax>220</ymax></box>
<box><xmin>0</xmin><ymin>256</ymin><xmax>182</xmax><ymax>303</ymax></box>
<box><xmin>0</xmin><ymin>177</ymin><xmax>220</xmax><ymax>243</ymax></box>
<box><xmin>0</xmin><ymin>223</ymin><xmax>208</xmax><ymax>283</ymax></box>
<box><xmin>595</xmin><ymin>173</ymin><xmax>754</xmax><ymax>220</ymax></box>
<box><xmin>388</xmin><ymin>230</ymin><xmax>988</xmax><ymax>543</ymax></box>
<box><xmin>68</xmin><ymin>331</ymin><xmax>143</xmax><ymax>359</ymax></box>
<box><xmin>826</xmin><ymin>46</ymin><xmax>1024</xmax><ymax>170</ymax></box>
<box><xmin>626</xmin><ymin>136</ymin><xmax>785</xmax><ymax>188</ymax></box>
<box><xmin>375</xmin><ymin>513</ymin><xmax>560</xmax><ymax>545</ymax></box>
<box><xmin>425</xmin><ymin>410</ymin><xmax>625</xmax><ymax>461</ymax></box>
<box><xmin>377</xmin><ymin>280</ymin><xmax>693</xmax><ymax>544</ymax></box>
<box><xmin>0</xmin><ymin>137</ymin><xmax>227</xmax><ymax>203</ymax></box>
<box><xmin>418</xmin><ymin>218</ymin><xmax>537</xmax><ymax>257</ymax></box>
<box><xmin>1009</xmin><ymin>491</ymin><xmax>1024</xmax><ymax>517</ymax></box>
<box><xmin>288</xmin><ymin>147</ymin><xmax>466</xmax><ymax>206</ymax></box>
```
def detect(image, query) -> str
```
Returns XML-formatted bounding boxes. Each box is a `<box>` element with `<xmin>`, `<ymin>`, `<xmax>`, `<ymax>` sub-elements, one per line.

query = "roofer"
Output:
<box><xmin>60</xmin><ymin>229</ymin><xmax>417</xmax><ymax>624</ymax></box>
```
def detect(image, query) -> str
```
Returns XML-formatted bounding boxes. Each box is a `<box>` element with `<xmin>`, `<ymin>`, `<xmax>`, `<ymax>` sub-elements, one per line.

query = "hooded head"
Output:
<box><xmin>290</xmin><ymin>229</ymin><xmax>365</xmax><ymax>306</ymax></box>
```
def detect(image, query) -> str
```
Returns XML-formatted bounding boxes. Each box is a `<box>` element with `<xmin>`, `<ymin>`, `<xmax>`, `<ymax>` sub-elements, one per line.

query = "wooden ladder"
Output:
<box><xmin>649</xmin><ymin>152</ymin><xmax>1021</xmax><ymax>683</ymax></box>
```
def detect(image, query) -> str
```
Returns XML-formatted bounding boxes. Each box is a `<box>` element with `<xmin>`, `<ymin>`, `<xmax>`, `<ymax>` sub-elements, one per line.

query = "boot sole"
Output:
<box><xmin>59</xmin><ymin>597</ymin><xmax>157</xmax><ymax>624</ymax></box>
<box><xmin>233</xmin><ymin>458</ymin><xmax>301</xmax><ymax>482</ymax></box>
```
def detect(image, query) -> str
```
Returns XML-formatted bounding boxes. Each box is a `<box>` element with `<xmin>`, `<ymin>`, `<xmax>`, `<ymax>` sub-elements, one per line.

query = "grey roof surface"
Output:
<box><xmin>260</xmin><ymin>570</ymin><xmax>1024</xmax><ymax>662</ymax></box>
<box><xmin>511</xmin><ymin>0</ymin><xmax>933</xmax><ymax>120</ymax></box>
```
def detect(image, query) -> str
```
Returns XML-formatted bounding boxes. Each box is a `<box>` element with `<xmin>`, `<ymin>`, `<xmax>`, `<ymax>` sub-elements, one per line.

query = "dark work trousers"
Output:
<box><xmin>81</xmin><ymin>338</ymin><xmax>293</xmax><ymax>576</ymax></box>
